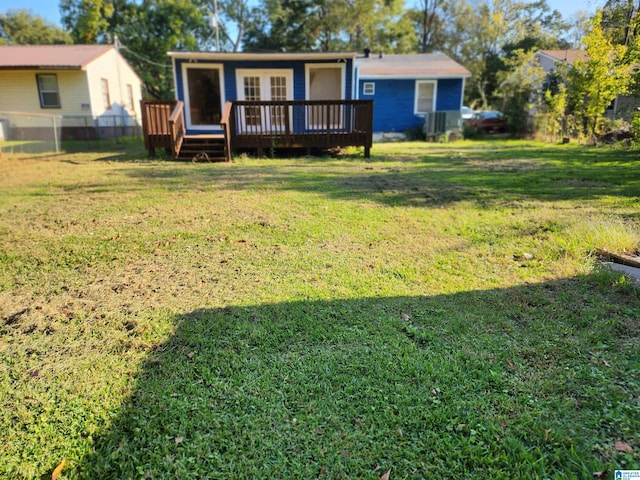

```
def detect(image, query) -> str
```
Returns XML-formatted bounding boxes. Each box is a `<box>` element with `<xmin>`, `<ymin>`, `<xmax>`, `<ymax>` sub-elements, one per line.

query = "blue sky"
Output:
<box><xmin>1</xmin><ymin>0</ymin><xmax>602</xmax><ymax>31</ymax></box>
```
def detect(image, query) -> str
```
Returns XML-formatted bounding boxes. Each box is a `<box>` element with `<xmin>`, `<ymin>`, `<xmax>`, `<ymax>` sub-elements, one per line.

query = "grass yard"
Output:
<box><xmin>1</xmin><ymin>139</ymin><xmax>639</xmax><ymax>479</ymax></box>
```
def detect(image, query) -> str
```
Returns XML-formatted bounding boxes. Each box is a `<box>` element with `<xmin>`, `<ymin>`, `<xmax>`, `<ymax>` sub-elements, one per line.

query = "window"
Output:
<box><xmin>126</xmin><ymin>84</ymin><xmax>134</xmax><ymax>111</ymax></box>
<box><xmin>363</xmin><ymin>82</ymin><xmax>375</xmax><ymax>95</ymax></box>
<box><xmin>414</xmin><ymin>80</ymin><xmax>436</xmax><ymax>114</ymax></box>
<box><xmin>101</xmin><ymin>78</ymin><xmax>111</xmax><ymax>109</ymax></box>
<box><xmin>36</xmin><ymin>74</ymin><xmax>61</xmax><ymax>108</ymax></box>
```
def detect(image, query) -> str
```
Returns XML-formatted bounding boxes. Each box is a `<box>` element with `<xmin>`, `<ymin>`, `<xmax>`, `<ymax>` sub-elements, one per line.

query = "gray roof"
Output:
<box><xmin>357</xmin><ymin>53</ymin><xmax>470</xmax><ymax>78</ymax></box>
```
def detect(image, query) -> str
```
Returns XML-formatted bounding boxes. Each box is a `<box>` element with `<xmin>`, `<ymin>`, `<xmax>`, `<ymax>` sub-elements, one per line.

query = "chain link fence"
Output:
<box><xmin>0</xmin><ymin>111</ymin><xmax>142</xmax><ymax>155</ymax></box>
<box><xmin>0</xmin><ymin>111</ymin><xmax>62</xmax><ymax>154</ymax></box>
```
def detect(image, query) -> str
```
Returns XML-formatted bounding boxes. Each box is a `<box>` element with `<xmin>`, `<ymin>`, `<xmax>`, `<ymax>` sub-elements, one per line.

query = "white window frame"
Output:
<box><xmin>182</xmin><ymin>62</ymin><xmax>225</xmax><ymax>131</ymax></box>
<box><xmin>235</xmin><ymin>69</ymin><xmax>293</xmax><ymax>133</ymax></box>
<box><xmin>362</xmin><ymin>82</ymin><xmax>375</xmax><ymax>95</ymax></box>
<box><xmin>36</xmin><ymin>74</ymin><xmax>61</xmax><ymax>109</ymax></box>
<box><xmin>414</xmin><ymin>80</ymin><xmax>437</xmax><ymax>115</ymax></box>
<box><xmin>304</xmin><ymin>63</ymin><xmax>346</xmax><ymax>101</ymax></box>
<box><xmin>101</xmin><ymin>78</ymin><xmax>111</xmax><ymax>110</ymax></box>
<box><xmin>236</xmin><ymin>69</ymin><xmax>293</xmax><ymax>101</ymax></box>
<box><xmin>126</xmin><ymin>84</ymin><xmax>134</xmax><ymax>111</ymax></box>
<box><xmin>304</xmin><ymin>63</ymin><xmax>346</xmax><ymax>130</ymax></box>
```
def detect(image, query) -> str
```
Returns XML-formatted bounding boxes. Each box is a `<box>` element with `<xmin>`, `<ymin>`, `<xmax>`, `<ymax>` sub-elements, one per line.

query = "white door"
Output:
<box><xmin>307</xmin><ymin>65</ymin><xmax>344</xmax><ymax>129</ymax></box>
<box><xmin>236</xmin><ymin>70</ymin><xmax>293</xmax><ymax>133</ymax></box>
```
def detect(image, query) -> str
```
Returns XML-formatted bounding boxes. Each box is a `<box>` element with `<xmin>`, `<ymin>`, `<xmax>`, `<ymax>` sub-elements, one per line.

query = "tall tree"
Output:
<box><xmin>117</xmin><ymin>0</ymin><xmax>207</xmax><ymax>99</ymax></box>
<box><xmin>403</xmin><ymin>0</ymin><xmax>449</xmax><ymax>53</ymax></box>
<box><xmin>0</xmin><ymin>9</ymin><xmax>72</xmax><ymax>45</ymax></box>
<box><xmin>61</xmin><ymin>0</ymin><xmax>208</xmax><ymax>98</ymax></box>
<box><xmin>243</xmin><ymin>0</ymin><xmax>318</xmax><ymax>51</ymax></box>
<box><xmin>601</xmin><ymin>0</ymin><xmax>640</xmax><ymax>46</ymax></box>
<box><xmin>568</xmin><ymin>11</ymin><xmax>631</xmax><ymax>137</ymax></box>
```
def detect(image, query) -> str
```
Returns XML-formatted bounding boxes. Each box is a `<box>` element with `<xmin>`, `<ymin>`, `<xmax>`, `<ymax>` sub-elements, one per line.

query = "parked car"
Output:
<box><xmin>460</xmin><ymin>106</ymin><xmax>475</xmax><ymax>120</ymax></box>
<box><xmin>467</xmin><ymin>110</ymin><xmax>507</xmax><ymax>133</ymax></box>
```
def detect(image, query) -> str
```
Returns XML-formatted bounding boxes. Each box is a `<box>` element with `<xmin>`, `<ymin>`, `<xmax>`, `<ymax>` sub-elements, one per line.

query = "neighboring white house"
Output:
<box><xmin>535</xmin><ymin>49</ymin><xmax>640</xmax><ymax>119</ymax></box>
<box><xmin>0</xmin><ymin>44</ymin><xmax>142</xmax><ymax>140</ymax></box>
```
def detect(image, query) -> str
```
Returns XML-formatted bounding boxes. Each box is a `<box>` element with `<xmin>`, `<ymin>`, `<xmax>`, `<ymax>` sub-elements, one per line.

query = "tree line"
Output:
<box><xmin>1</xmin><ymin>0</ymin><xmax>639</xmax><ymax>139</ymax></box>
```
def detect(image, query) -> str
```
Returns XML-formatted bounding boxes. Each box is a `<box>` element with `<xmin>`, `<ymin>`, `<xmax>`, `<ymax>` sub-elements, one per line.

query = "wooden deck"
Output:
<box><xmin>141</xmin><ymin>99</ymin><xmax>373</xmax><ymax>161</ymax></box>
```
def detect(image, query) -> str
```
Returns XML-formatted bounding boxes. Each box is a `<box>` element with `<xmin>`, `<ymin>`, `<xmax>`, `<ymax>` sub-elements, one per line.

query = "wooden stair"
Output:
<box><xmin>177</xmin><ymin>134</ymin><xmax>227</xmax><ymax>162</ymax></box>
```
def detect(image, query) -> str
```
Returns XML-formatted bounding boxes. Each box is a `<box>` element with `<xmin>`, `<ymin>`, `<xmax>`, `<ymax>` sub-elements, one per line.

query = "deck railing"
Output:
<box><xmin>142</xmin><ymin>99</ymin><xmax>373</xmax><ymax>160</ymax></box>
<box><xmin>221</xmin><ymin>99</ymin><xmax>373</xmax><ymax>157</ymax></box>
<box><xmin>168</xmin><ymin>101</ymin><xmax>185</xmax><ymax>159</ymax></box>
<box><xmin>140</xmin><ymin>99</ymin><xmax>186</xmax><ymax>159</ymax></box>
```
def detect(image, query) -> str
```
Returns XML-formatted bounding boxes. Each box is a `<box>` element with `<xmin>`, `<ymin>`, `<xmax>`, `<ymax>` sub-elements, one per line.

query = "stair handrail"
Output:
<box><xmin>168</xmin><ymin>100</ymin><xmax>185</xmax><ymax>160</ymax></box>
<box><xmin>220</xmin><ymin>101</ymin><xmax>234</xmax><ymax>162</ymax></box>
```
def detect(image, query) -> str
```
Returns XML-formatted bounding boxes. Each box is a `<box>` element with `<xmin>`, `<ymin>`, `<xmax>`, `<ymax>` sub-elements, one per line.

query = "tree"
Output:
<box><xmin>242</xmin><ymin>0</ymin><xmax>413</xmax><ymax>53</ymax></box>
<box><xmin>567</xmin><ymin>11</ymin><xmax>631</xmax><ymax>137</ymax></box>
<box><xmin>61</xmin><ymin>0</ymin><xmax>208</xmax><ymax>99</ymax></box>
<box><xmin>117</xmin><ymin>0</ymin><xmax>207</xmax><ymax>99</ymax></box>
<box><xmin>0</xmin><ymin>9</ymin><xmax>72</xmax><ymax>45</ymax></box>
<box><xmin>243</xmin><ymin>0</ymin><xmax>319</xmax><ymax>51</ymax></box>
<box><xmin>601</xmin><ymin>0</ymin><xmax>640</xmax><ymax>46</ymax></box>
<box><xmin>496</xmin><ymin>49</ymin><xmax>547</xmax><ymax>133</ymax></box>
<box><xmin>201</xmin><ymin>0</ymin><xmax>253</xmax><ymax>52</ymax></box>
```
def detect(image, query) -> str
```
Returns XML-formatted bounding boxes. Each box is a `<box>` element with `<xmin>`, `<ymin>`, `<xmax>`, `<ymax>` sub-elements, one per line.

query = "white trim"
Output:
<box><xmin>305</xmin><ymin>63</ymin><xmax>346</xmax><ymax>130</ymax></box>
<box><xmin>235</xmin><ymin>69</ymin><xmax>293</xmax><ymax>100</ymax></box>
<box><xmin>169</xmin><ymin>51</ymin><xmax>357</xmax><ymax>61</ymax></box>
<box><xmin>362</xmin><ymin>82</ymin><xmax>375</xmax><ymax>95</ymax></box>
<box><xmin>235</xmin><ymin>69</ymin><xmax>294</xmax><ymax>132</ymax></box>
<box><xmin>359</xmin><ymin>73</ymin><xmax>470</xmax><ymax>80</ymax></box>
<box><xmin>414</xmin><ymin>80</ymin><xmax>437</xmax><ymax>115</ymax></box>
<box><xmin>304</xmin><ymin>63</ymin><xmax>346</xmax><ymax>100</ymax></box>
<box><xmin>181</xmin><ymin>62</ymin><xmax>225</xmax><ymax>131</ymax></box>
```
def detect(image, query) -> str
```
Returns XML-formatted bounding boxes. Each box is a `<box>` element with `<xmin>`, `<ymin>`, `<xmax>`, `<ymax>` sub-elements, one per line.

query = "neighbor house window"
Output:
<box><xmin>126</xmin><ymin>84</ymin><xmax>134</xmax><ymax>111</ymax></box>
<box><xmin>36</xmin><ymin>74</ymin><xmax>61</xmax><ymax>108</ymax></box>
<box><xmin>101</xmin><ymin>78</ymin><xmax>111</xmax><ymax>109</ymax></box>
<box><xmin>363</xmin><ymin>82</ymin><xmax>375</xmax><ymax>95</ymax></box>
<box><xmin>414</xmin><ymin>80</ymin><xmax>436</xmax><ymax>114</ymax></box>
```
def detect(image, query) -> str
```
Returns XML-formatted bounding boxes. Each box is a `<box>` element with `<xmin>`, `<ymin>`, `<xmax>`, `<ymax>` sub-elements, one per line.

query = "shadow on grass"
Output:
<box><xmin>78</xmin><ymin>273</ymin><xmax>640</xmax><ymax>478</ymax></box>
<box><xmin>117</xmin><ymin>141</ymin><xmax>640</xmax><ymax>208</ymax></box>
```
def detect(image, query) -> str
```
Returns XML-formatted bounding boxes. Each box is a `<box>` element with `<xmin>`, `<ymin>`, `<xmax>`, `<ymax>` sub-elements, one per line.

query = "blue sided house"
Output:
<box><xmin>356</xmin><ymin>52</ymin><xmax>471</xmax><ymax>135</ymax></box>
<box><xmin>141</xmin><ymin>51</ymin><xmax>469</xmax><ymax>161</ymax></box>
<box><xmin>168</xmin><ymin>51</ymin><xmax>358</xmax><ymax>135</ymax></box>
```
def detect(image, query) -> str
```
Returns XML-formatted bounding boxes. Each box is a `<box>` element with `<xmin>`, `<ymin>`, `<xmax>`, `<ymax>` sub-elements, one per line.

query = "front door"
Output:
<box><xmin>236</xmin><ymin>70</ymin><xmax>293</xmax><ymax>133</ymax></box>
<box><xmin>182</xmin><ymin>64</ymin><xmax>224</xmax><ymax>131</ymax></box>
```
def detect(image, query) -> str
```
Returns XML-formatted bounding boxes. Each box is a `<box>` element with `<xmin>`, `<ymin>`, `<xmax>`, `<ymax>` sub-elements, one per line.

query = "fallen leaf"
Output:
<box><xmin>379</xmin><ymin>468</ymin><xmax>391</xmax><ymax>480</ymax></box>
<box><xmin>603</xmin><ymin>359</ymin><xmax>611</xmax><ymax>367</ymax></box>
<box><xmin>397</xmin><ymin>428</ymin><xmax>403</xmax><ymax>436</ymax></box>
<box><xmin>401</xmin><ymin>312</ymin><xmax>410</xmax><ymax>322</ymax></box>
<box><xmin>318</xmin><ymin>465</ymin><xmax>325</xmax><ymax>476</ymax></box>
<box><xmin>430</xmin><ymin>388</ymin><xmax>438</xmax><ymax>396</ymax></box>
<box><xmin>615</xmin><ymin>440</ymin><xmax>634</xmax><ymax>453</ymax></box>
<box><xmin>544</xmin><ymin>429</ymin><xmax>551</xmax><ymax>441</ymax></box>
<box><xmin>187</xmin><ymin>351</ymin><xmax>195</xmax><ymax>359</ymax></box>
<box><xmin>507</xmin><ymin>359</ymin><xmax>515</xmax><ymax>370</ymax></box>
<box><xmin>174</xmin><ymin>437</ymin><xmax>184</xmax><ymax>444</ymax></box>
<box><xmin>593</xmin><ymin>470</ymin><xmax>607</xmax><ymax>478</ymax></box>
<box><xmin>51</xmin><ymin>458</ymin><xmax>66</xmax><ymax>480</ymax></box>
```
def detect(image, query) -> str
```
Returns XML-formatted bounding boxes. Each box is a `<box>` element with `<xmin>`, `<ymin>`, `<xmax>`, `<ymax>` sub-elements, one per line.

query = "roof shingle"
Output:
<box><xmin>357</xmin><ymin>53</ymin><xmax>470</xmax><ymax>77</ymax></box>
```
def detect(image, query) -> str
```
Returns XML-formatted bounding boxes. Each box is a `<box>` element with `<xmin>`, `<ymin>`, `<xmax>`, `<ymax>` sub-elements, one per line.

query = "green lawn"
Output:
<box><xmin>1</xmin><ymin>139</ymin><xmax>639</xmax><ymax>479</ymax></box>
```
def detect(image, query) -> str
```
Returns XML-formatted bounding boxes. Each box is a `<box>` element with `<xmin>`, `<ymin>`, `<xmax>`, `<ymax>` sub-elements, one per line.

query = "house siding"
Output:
<box><xmin>359</xmin><ymin>77</ymin><xmax>464</xmax><ymax>133</ymax></box>
<box><xmin>173</xmin><ymin>57</ymin><xmax>353</xmax><ymax>134</ymax></box>
<box><xmin>0</xmin><ymin>70</ymin><xmax>91</xmax><ymax>116</ymax></box>
<box><xmin>85</xmin><ymin>48</ymin><xmax>143</xmax><ymax>123</ymax></box>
